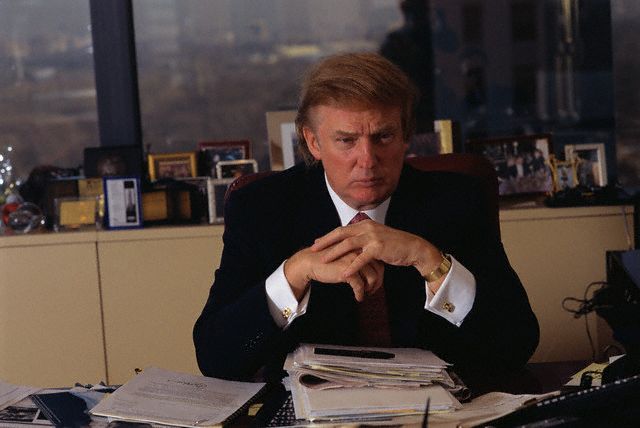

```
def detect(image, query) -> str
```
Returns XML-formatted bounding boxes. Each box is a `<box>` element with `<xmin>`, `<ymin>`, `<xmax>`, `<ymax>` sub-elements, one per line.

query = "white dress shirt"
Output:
<box><xmin>265</xmin><ymin>175</ymin><xmax>476</xmax><ymax>329</ymax></box>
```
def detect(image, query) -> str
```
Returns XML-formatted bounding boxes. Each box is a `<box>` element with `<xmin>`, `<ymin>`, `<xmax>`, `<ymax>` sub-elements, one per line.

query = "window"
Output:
<box><xmin>0</xmin><ymin>0</ymin><xmax>98</xmax><ymax>185</ymax></box>
<box><xmin>133</xmin><ymin>0</ymin><xmax>402</xmax><ymax>171</ymax></box>
<box><xmin>462</xmin><ymin>2</ymin><xmax>483</xmax><ymax>43</ymax></box>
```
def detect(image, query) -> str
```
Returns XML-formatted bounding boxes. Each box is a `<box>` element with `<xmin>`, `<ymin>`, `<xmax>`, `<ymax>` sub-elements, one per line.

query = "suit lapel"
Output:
<box><xmin>293</xmin><ymin>164</ymin><xmax>341</xmax><ymax>245</ymax></box>
<box><xmin>384</xmin><ymin>165</ymin><xmax>436</xmax><ymax>346</ymax></box>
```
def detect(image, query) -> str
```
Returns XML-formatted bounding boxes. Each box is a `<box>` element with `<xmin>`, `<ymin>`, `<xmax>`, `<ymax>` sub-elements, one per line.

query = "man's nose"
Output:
<box><xmin>356</xmin><ymin>140</ymin><xmax>377</xmax><ymax>168</ymax></box>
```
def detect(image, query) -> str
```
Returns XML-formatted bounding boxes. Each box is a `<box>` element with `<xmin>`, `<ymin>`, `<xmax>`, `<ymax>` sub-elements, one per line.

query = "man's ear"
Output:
<box><xmin>303</xmin><ymin>126</ymin><xmax>322</xmax><ymax>161</ymax></box>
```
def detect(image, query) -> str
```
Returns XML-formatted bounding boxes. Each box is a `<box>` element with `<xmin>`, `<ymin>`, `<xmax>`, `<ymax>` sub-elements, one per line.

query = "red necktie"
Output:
<box><xmin>348</xmin><ymin>212</ymin><xmax>392</xmax><ymax>347</ymax></box>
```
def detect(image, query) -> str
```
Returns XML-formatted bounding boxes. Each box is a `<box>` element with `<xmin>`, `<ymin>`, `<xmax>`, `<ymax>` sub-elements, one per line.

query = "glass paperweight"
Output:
<box><xmin>7</xmin><ymin>202</ymin><xmax>45</xmax><ymax>234</ymax></box>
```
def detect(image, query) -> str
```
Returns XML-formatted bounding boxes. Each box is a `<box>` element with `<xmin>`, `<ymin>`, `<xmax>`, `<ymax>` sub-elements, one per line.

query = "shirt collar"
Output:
<box><xmin>324</xmin><ymin>173</ymin><xmax>390</xmax><ymax>226</ymax></box>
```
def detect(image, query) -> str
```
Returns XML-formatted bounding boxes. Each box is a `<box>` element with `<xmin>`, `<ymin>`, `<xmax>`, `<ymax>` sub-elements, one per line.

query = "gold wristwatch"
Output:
<box><xmin>424</xmin><ymin>252</ymin><xmax>452</xmax><ymax>282</ymax></box>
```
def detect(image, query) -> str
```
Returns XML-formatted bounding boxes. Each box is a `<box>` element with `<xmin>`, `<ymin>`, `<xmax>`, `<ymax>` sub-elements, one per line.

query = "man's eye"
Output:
<box><xmin>379</xmin><ymin>133</ymin><xmax>394</xmax><ymax>143</ymax></box>
<box><xmin>337</xmin><ymin>137</ymin><xmax>355</xmax><ymax>144</ymax></box>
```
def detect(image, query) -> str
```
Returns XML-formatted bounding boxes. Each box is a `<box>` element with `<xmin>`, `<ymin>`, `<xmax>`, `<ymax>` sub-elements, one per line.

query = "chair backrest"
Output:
<box><xmin>224</xmin><ymin>171</ymin><xmax>277</xmax><ymax>205</ymax></box>
<box><xmin>406</xmin><ymin>153</ymin><xmax>500</xmax><ymax>237</ymax></box>
<box><xmin>224</xmin><ymin>153</ymin><xmax>500</xmax><ymax>237</ymax></box>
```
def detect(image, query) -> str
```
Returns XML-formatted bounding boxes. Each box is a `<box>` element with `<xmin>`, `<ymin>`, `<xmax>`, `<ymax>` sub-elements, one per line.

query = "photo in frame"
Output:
<box><xmin>216</xmin><ymin>159</ymin><xmax>258</xmax><ymax>179</ymax></box>
<box><xmin>54</xmin><ymin>196</ymin><xmax>99</xmax><ymax>231</ymax></box>
<box><xmin>564</xmin><ymin>143</ymin><xmax>608</xmax><ymax>187</ymax></box>
<box><xmin>103</xmin><ymin>176</ymin><xmax>142</xmax><ymax>229</ymax></box>
<box><xmin>206</xmin><ymin>178</ymin><xmax>235</xmax><ymax>224</ymax></box>
<box><xmin>406</xmin><ymin>132</ymin><xmax>442</xmax><ymax>157</ymax></box>
<box><xmin>280</xmin><ymin>122</ymin><xmax>304</xmax><ymax>169</ymax></box>
<box><xmin>550</xmin><ymin>157</ymin><xmax>579</xmax><ymax>192</ymax></box>
<box><xmin>466</xmin><ymin>134</ymin><xmax>553</xmax><ymax>196</ymax></box>
<box><xmin>84</xmin><ymin>145</ymin><xmax>143</xmax><ymax>178</ymax></box>
<box><xmin>197</xmin><ymin>140</ymin><xmax>251</xmax><ymax>178</ymax></box>
<box><xmin>266</xmin><ymin>110</ymin><xmax>297</xmax><ymax>170</ymax></box>
<box><xmin>148</xmin><ymin>152</ymin><xmax>197</xmax><ymax>181</ymax></box>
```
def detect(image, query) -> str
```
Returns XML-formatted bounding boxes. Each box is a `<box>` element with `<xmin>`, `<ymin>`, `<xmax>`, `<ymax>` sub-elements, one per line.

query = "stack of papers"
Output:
<box><xmin>286</xmin><ymin>343</ymin><xmax>455</xmax><ymax>389</ymax></box>
<box><xmin>284</xmin><ymin>344</ymin><xmax>461</xmax><ymax>422</ymax></box>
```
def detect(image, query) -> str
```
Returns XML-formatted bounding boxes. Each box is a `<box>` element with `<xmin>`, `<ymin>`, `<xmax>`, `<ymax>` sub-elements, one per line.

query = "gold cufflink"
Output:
<box><xmin>282</xmin><ymin>307</ymin><xmax>292</xmax><ymax>319</ymax></box>
<box><xmin>442</xmin><ymin>302</ymin><xmax>455</xmax><ymax>312</ymax></box>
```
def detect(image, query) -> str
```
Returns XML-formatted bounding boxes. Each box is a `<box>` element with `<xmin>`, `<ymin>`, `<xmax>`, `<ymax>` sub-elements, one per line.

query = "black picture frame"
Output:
<box><xmin>216</xmin><ymin>159</ymin><xmax>258</xmax><ymax>179</ymax></box>
<box><xmin>198</xmin><ymin>140</ymin><xmax>250</xmax><ymax>178</ymax></box>
<box><xmin>206</xmin><ymin>178</ymin><xmax>235</xmax><ymax>224</ymax></box>
<box><xmin>84</xmin><ymin>145</ymin><xmax>143</xmax><ymax>178</ymax></box>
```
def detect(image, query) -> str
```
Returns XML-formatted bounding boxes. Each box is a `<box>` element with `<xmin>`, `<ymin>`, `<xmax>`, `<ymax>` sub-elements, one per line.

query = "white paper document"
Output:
<box><xmin>90</xmin><ymin>367</ymin><xmax>266</xmax><ymax>428</ymax></box>
<box><xmin>291</xmin><ymin>381</ymin><xmax>460</xmax><ymax>422</ymax></box>
<box><xmin>427</xmin><ymin>391</ymin><xmax>559</xmax><ymax>428</ymax></box>
<box><xmin>285</xmin><ymin>343</ymin><xmax>454</xmax><ymax>390</ymax></box>
<box><xmin>0</xmin><ymin>380</ymin><xmax>41</xmax><ymax>411</ymax></box>
<box><xmin>290</xmin><ymin>343</ymin><xmax>449</xmax><ymax>370</ymax></box>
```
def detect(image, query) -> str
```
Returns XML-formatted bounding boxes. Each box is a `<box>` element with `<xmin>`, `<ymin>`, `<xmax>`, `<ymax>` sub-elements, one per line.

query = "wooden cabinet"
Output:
<box><xmin>98</xmin><ymin>226</ymin><xmax>223</xmax><ymax>384</ymax></box>
<box><xmin>501</xmin><ymin>205</ymin><xmax>633</xmax><ymax>363</ymax></box>
<box><xmin>0</xmin><ymin>226</ymin><xmax>222</xmax><ymax>386</ymax></box>
<box><xmin>0</xmin><ymin>205</ymin><xmax>633</xmax><ymax>386</ymax></box>
<box><xmin>0</xmin><ymin>232</ymin><xmax>106</xmax><ymax>387</ymax></box>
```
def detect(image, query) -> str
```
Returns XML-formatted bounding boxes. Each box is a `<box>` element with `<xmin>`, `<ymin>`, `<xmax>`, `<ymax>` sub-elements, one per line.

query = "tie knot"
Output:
<box><xmin>348</xmin><ymin>212</ymin><xmax>370</xmax><ymax>225</ymax></box>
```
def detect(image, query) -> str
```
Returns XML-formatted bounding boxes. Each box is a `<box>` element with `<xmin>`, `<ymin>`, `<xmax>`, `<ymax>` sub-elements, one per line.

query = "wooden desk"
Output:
<box><xmin>465</xmin><ymin>360</ymin><xmax>587</xmax><ymax>398</ymax></box>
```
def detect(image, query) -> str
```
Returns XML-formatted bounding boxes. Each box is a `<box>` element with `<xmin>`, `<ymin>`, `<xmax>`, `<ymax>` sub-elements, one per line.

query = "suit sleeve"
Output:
<box><xmin>193</xmin><ymin>187</ymin><xmax>291</xmax><ymax>381</ymax></box>
<box><xmin>423</xmin><ymin>177</ymin><xmax>540</xmax><ymax>375</ymax></box>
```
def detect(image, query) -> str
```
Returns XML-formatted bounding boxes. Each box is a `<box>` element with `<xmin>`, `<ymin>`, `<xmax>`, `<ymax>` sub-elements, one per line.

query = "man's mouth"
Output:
<box><xmin>354</xmin><ymin>178</ymin><xmax>382</xmax><ymax>187</ymax></box>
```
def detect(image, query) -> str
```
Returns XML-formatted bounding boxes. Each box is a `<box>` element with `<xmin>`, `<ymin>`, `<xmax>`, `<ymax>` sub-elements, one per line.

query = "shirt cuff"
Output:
<box><xmin>424</xmin><ymin>255</ymin><xmax>476</xmax><ymax>326</ymax></box>
<box><xmin>265</xmin><ymin>261</ymin><xmax>310</xmax><ymax>328</ymax></box>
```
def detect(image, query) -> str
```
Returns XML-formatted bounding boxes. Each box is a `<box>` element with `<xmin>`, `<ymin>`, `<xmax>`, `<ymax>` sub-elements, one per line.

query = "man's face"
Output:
<box><xmin>303</xmin><ymin>104</ymin><xmax>408</xmax><ymax>210</ymax></box>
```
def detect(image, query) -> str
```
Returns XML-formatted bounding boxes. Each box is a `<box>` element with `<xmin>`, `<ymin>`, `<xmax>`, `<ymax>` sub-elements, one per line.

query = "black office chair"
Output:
<box><xmin>224</xmin><ymin>154</ymin><xmax>499</xmax><ymax>236</ymax></box>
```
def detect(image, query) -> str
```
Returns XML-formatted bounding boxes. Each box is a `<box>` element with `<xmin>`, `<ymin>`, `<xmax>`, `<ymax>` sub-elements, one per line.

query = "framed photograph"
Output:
<box><xmin>207</xmin><ymin>178</ymin><xmax>235</xmax><ymax>223</ymax></box>
<box><xmin>466</xmin><ymin>134</ymin><xmax>554</xmax><ymax>197</ymax></box>
<box><xmin>148</xmin><ymin>152</ymin><xmax>197</xmax><ymax>181</ymax></box>
<box><xmin>54</xmin><ymin>196</ymin><xmax>99</xmax><ymax>231</ymax></box>
<box><xmin>266</xmin><ymin>110</ymin><xmax>297</xmax><ymax>170</ymax></box>
<box><xmin>103</xmin><ymin>176</ymin><xmax>142</xmax><ymax>229</ymax></box>
<box><xmin>197</xmin><ymin>140</ymin><xmax>251</xmax><ymax>178</ymax></box>
<box><xmin>550</xmin><ymin>157</ymin><xmax>579</xmax><ymax>192</ymax></box>
<box><xmin>84</xmin><ymin>145</ymin><xmax>143</xmax><ymax>178</ymax></box>
<box><xmin>406</xmin><ymin>132</ymin><xmax>442</xmax><ymax>158</ymax></box>
<box><xmin>564</xmin><ymin>143</ymin><xmax>607</xmax><ymax>187</ymax></box>
<box><xmin>216</xmin><ymin>159</ymin><xmax>258</xmax><ymax>179</ymax></box>
<box><xmin>280</xmin><ymin>122</ymin><xmax>304</xmax><ymax>169</ymax></box>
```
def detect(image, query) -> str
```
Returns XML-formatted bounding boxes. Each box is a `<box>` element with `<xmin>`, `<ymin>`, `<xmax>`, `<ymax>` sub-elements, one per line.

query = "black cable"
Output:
<box><xmin>562</xmin><ymin>281</ymin><xmax>608</xmax><ymax>362</ymax></box>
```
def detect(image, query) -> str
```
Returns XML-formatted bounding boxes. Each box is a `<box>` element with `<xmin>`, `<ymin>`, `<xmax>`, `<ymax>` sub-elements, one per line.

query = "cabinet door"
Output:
<box><xmin>0</xmin><ymin>241</ymin><xmax>106</xmax><ymax>387</ymax></box>
<box><xmin>98</xmin><ymin>227</ymin><xmax>223</xmax><ymax>384</ymax></box>
<box><xmin>501</xmin><ymin>206</ymin><xmax>633</xmax><ymax>362</ymax></box>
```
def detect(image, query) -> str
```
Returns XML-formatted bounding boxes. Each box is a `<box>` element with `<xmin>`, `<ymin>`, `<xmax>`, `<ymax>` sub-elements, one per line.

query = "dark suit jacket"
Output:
<box><xmin>193</xmin><ymin>163</ymin><xmax>539</xmax><ymax>381</ymax></box>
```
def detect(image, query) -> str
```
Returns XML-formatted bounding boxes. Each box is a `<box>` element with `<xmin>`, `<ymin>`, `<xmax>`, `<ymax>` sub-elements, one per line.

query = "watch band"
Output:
<box><xmin>424</xmin><ymin>252</ymin><xmax>452</xmax><ymax>282</ymax></box>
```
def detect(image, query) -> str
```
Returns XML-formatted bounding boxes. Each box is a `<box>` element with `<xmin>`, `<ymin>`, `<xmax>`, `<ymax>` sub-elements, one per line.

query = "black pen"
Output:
<box><xmin>314</xmin><ymin>347</ymin><xmax>395</xmax><ymax>359</ymax></box>
<box><xmin>422</xmin><ymin>397</ymin><xmax>430</xmax><ymax>428</ymax></box>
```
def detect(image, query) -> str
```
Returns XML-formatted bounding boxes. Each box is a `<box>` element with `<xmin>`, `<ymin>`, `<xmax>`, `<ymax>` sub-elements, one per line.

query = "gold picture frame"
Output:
<box><xmin>549</xmin><ymin>156</ymin><xmax>579</xmax><ymax>193</ymax></box>
<box><xmin>54</xmin><ymin>196</ymin><xmax>99</xmax><ymax>231</ymax></box>
<box><xmin>148</xmin><ymin>152</ymin><xmax>197</xmax><ymax>181</ymax></box>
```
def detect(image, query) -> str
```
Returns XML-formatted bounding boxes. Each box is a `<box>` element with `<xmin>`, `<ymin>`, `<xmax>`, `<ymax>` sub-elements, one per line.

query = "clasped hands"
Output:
<box><xmin>284</xmin><ymin>219</ymin><xmax>444</xmax><ymax>302</ymax></box>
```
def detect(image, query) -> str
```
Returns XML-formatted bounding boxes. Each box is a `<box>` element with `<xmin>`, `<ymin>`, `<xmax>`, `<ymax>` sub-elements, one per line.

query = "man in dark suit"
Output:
<box><xmin>194</xmin><ymin>53</ymin><xmax>539</xmax><ymax>382</ymax></box>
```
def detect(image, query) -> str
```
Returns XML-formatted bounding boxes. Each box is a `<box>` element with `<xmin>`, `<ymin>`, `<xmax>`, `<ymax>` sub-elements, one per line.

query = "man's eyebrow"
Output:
<box><xmin>333</xmin><ymin>125</ymin><xmax>398</xmax><ymax>137</ymax></box>
<box><xmin>333</xmin><ymin>130</ymin><xmax>359</xmax><ymax>137</ymax></box>
<box><xmin>373</xmin><ymin>124</ymin><xmax>398</xmax><ymax>134</ymax></box>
